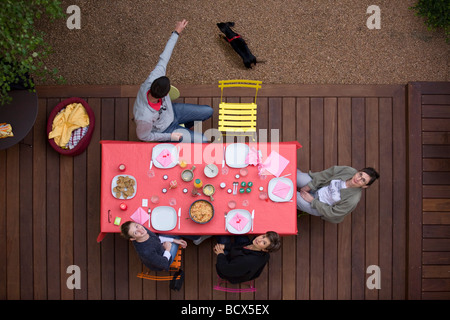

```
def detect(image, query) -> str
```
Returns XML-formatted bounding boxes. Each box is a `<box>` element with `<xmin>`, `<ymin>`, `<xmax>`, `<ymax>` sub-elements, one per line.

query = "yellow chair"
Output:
<box><xmin>137</xmin><ymin>246</ymin><xmax>182</xmax><ymax>281</ymax></box>
<box><xmin>168</xmin><ymin>85</ymin><xmax>180</xmax><ymax>101</ymax></box>
<box><xmin>218</xmin><ymin>80</ymin><xmax>262</xmax><ymax>141</ymax></box>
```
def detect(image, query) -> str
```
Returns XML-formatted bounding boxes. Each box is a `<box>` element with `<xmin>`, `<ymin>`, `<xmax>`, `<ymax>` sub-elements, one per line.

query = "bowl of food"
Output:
<box><xmin>189</xmin><ymin>199</ymin><xmax>214</xmax><ymax>224</ymax></box>
<box><xmin>202</xmin><ymin>184</ymin><xmax>215</xmax><ymax>201</ymax></box>
<box><xmin>181</xmin><ymin>165</ymin><xmax>196</xmax><ymax>182</ymax></box>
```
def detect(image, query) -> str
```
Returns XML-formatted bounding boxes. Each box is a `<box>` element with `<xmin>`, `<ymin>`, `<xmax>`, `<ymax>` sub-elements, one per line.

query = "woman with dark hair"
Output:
<box><xmin>297</xmin><ymin>165</ymin><xmax>380</xmax><ymax>223</ymax></box>
<box><xmin>214</xmin><ymin>232</ymin><xmax>281</xmax><ymax>284</ymax></box>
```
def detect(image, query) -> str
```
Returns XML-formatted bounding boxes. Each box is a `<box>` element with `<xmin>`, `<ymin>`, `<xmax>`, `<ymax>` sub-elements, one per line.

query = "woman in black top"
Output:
<box><xmin>214</xmin><ymin>232</ymin><xmax>281</xmax><ymax>284</ymax></box>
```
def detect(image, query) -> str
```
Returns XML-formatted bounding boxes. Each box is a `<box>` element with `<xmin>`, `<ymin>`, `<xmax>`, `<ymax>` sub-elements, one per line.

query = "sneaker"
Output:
<box><xmin>193</xmin><ymin>235</ymin><xmax>212</xmax><ymax>245</ymax></box>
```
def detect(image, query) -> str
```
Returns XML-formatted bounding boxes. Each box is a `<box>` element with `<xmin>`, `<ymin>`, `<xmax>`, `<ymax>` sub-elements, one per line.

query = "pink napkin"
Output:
<box><xmin>272</xmin><ymin>181</ymin><xmax>291</xmax><ymax>199</ymax></box>
<box><xmin>130</xmin><ymin>207</ymin><xmax>149</xmax><ymax>225</ymax></box>
<box><xmin>229</xmin><ymin>213</ymin><xmax>249</xmax><ymax>231</ymax></box>
<box><xmin>261</xmin><ymin>151</ymin><xmax>289</xmax><ymax>177</ymax></box>
<box><xmin>156</xmin><ymin>148</ymin><xmax>173</xmax><ymax>167</ymax></box>
<box><xmin>245</xmin><ymin>147</ymin><xmax>260</xmax><ymax>165</ymax></box>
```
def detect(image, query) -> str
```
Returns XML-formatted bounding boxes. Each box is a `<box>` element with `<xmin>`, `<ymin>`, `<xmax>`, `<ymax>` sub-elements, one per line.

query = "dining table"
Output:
<box><xmin>97</xmin><ymin>140</ymin><xmax>301</xmax><ymax>242</ymax></box>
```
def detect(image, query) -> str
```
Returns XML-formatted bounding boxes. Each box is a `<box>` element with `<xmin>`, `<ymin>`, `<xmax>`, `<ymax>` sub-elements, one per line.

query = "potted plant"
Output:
<box><xmin>0</xmin><ymin>0</ymin><xmax>64</xmax><ymax>106</ymax></box>
<box><xmin>410</xmin><ymin>0</ymin><xmax>450</xmax><ymax>42</ymax></box>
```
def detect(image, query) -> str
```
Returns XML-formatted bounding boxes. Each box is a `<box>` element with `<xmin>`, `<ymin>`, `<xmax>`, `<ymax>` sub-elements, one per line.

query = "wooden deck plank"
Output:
<box><xmin>74</xmin><ymin>150</ymin><xmax>88</xmax><ymax>300</ymax></box>
<box><xmin>422</xmin><ymin>132</ymin><xmax>450</xmax><ymax>144</ymax></box>
<box><xmin>365</xmin><ymin>97</ymin><xmax>380</xmax><ymax>300</ymax></box>
<box><xmin>423</xmin><ymin>239</ymin><xmax>450</xmax><ymax>251</ymax></box>
<box><xmin>337</xmin><ymin>97</ymin><xmax>352</xmax><ymax>300</ymax></box>
<box><xmin>309</xmin><ymin>97</ymin><xmax>325</xmax><ymax>300</ymax></box>
<box><xmin>379</xmin><ymin>97</ymin><xmax>394</xmax><ymax>299</ymax></box>
<box><xmin>267</xmin><ymin>97</ymin><xmax>283</xmax><ymax>300</ymax></box>
<box><xmin>423</xmin><ymin>212</ymin><xmax>450</xmax><ymax>224</ymax></box>
<box><xmin>0</xmin><ymin>147</ymin><xmax>6</xmax><ymax>300</ymax></box>
<box><xmin>296</xmin><ymin>97</ymin><xmax>311</xmax><ymax>300</ymax></box>
<box><xmin>423</xmin><ymin>159</ymin><xmax>450</xmax><ymax>171</ymax></box>
<box><xmin>0</xmin><ymin>83</ymin><xmax>423</xmax><ymax>301</ymax></box>
<box><xmin>33</xmin><ymin>99</ymin><xmax>48</xmax><ymax>299</ymax></box>
<box><xmin>6</xmin><ymin>144</ymin><xmax>20</xmax><ymax>299</ymax></box>
<box><xmin>422</xmin><ymin>105</ymin><xmax>450</xmax><ymax>118</ymax></box>
<box><xmin>351</xmin><ymin>97</ymin><xmax>366</xmax><ymax>299</ymax></box>
<box><xmin>407</xmin><ymin>83</ymin><xmax>423</xmax><ymax>300</ymax></box>
<box><xmin>392</xmin><ymin>86</ymin><xmax>407</xmax><ymax>299</ymax></box>
<box><xmin>323</xmin><ymin>97</ymin><xmax>338</xmax><ymax>300</ymax></box>
<box><xmin>282</xmin><ymin>97</ymin><xmax>297</xmax><ymax>300</ymax></box>
<box><xmin>19</xmin><ymin>131</ymin><xmax>34</xmax><ymax>299</ymax></box>
<box><xmin>86</xmin><ymin>98</ymin><xmax>102</xmax><ymax>300</ymax></box>
<box><xmin>45</xmin><ymin>98</ymin><xmax>61</xmax><ymax>300</ymax></box>
<box><xmin>100</xmin><ymin>98</ymin><xmax>116</xmax><ymax>299</ymax></box>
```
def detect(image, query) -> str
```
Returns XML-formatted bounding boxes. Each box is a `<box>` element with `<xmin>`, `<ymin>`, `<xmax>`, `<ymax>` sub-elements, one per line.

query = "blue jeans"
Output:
<box><xmin>163</xmin><ymin>235</ymin><xmax>201</xmax><ymax>265</ymax></box>
<box><xmin>296</xmin><ymin>169</ymin><xmax>322</xmax><ymax>216</ymax></box>
<box><xmin>163</xmin><ymin>103</ymin><xmax>213</xmax><ymax>143</ymax></box>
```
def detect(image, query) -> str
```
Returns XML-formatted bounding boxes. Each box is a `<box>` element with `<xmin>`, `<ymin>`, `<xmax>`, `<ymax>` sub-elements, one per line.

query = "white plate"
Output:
<box><xmin>225</xmin><ymin>143</ymin><xmax>249</xmax><ymax>168</ymax></box>
<box><xmin>152</xmin><ymin>144</ymin><xmax>179</xmax><ymax>169</ymax></box>
<box><xmin>204</xmin><ymin>163</ymin><xmax>219</xmax><ymax>178</ymax></box>
<box><xmin>151</xmin><ymin>206</ymin><xmax>177</xmax><ymax>231</ymax></box>
<box><xmin>226</xmin><ymin>209</ymin><xmax>252</xmax><ymax>234</ymax></box>
<box><xmin>268</xmin><ymin>177</ymin><xmax>294</xmax><ymax>202</ymax></box>
<box><xmin>111</xmin><ymin>175</ymin><xmax>137</xmax><ymax>199</ymax></box>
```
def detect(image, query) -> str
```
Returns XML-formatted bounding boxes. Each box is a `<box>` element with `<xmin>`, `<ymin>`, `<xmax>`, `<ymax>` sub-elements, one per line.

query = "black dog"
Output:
<box><xmin>217</xmin><ymin>22</ymin><xmax>257</xmax><ymax>69</ymax></box>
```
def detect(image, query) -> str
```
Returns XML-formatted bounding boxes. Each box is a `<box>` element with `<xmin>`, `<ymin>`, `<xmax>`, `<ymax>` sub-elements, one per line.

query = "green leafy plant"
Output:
<box><xmin>0</xmin><ymin>0</ymin><xmax>64</xmax><ymax>105</ymax></box>
<box><xmin>410</xmin><ymin>0</ymin><xmax>450</xmax><ymax>42</ymax></box>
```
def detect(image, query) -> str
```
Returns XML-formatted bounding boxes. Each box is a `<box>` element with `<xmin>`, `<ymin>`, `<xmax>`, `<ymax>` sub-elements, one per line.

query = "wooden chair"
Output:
<box><xmin>213</xmin><ymin>275</ymin><xmax>257</xmax><ymax>293</ymax></box>
<box><xmin>217</xmin><ymin>80</ymin><xmax>262</xmax><ymax>141</ymax></box>
<box><xmin>137</xmin><ymin>246</ymin><xmax>182</xmax><ymax>281</ymax></box>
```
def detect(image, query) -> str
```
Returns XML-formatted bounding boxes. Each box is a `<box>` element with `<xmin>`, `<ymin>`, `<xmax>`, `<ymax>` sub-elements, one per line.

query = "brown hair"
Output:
<box><xmin>120</xmin><ymin>221</ymin><xmax>133</xmax><ymax>240</ymax></box>
<box><xmin>360</xmin><ymin>167</ymin><xmax>380</xmax><ymax>186</ymax></box>
<box><xmin>265</xmin><ymin>231</ymin><xmax>281</xmax><ymax>253</ymax></box>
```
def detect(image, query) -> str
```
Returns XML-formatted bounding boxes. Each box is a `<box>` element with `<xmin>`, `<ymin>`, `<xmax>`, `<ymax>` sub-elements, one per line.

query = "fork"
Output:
<box><xmin>224</xmin><ymin>212</ymin><xmax>228</xmax><ymax>231</ymax></box>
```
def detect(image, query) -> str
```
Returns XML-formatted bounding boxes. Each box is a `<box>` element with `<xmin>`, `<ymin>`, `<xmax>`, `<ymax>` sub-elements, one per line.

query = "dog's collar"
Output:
<box><xmin>227</xmin><ymin>35</ymin><xmax>241</xmax><ymax>42</ymax></box>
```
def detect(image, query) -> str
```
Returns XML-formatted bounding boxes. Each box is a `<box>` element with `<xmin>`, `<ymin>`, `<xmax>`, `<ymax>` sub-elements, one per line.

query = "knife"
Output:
<box><xmin>178</xmin><ymin>208</ymin><xmax>181</xmax><ymax>230</ymax></box>
<box><xmin>148</xmin><ymin>208</ymin><xmax>151</xmax><ymax>228</ymax></box>
<box><xmin>224</xmin><ymin>212</ymin><xmax>228</xmax><ymax>231</ymax></box>
<box><xmin>222</xmin><ymin>146</ymin><xmax>225</xmax><ymax>168</ymax></box>
<box><xmin>251</xmin><ymin>210</ymin><xmax>254</xmax><ymax>232</ymax></box>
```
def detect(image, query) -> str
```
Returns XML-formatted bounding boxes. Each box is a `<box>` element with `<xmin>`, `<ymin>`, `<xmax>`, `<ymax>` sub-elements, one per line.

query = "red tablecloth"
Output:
<box><xmin>97</xmin><ymin>141</ymin><xmax>301</xmax><ymax>242</ymax></box>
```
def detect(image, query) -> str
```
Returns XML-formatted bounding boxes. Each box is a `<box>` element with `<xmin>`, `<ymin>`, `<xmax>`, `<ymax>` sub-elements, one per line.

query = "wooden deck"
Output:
<box><xmin>0</xmin><ymin>82</ymin><xmax>448</xmax><ymax>300</ymax></box>
<box><xmin>408</xmin><ymin>82</ymin><xmax>450</xmax><ymax>300</ymax></box>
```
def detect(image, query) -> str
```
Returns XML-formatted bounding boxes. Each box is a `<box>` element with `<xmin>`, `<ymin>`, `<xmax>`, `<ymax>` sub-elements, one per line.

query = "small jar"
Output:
<box><xmin>194</xmin><ymin>178</ymin><xmax>203</xmax><ymax>188</ymax></box>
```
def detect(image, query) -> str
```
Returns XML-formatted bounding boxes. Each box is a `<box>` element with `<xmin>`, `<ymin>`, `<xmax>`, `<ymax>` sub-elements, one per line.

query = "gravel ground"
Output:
<box><xmin>36</xmin><ymin>0</ymin><xmax>449</xmax><ymax>86</ymax></box>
